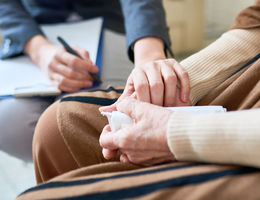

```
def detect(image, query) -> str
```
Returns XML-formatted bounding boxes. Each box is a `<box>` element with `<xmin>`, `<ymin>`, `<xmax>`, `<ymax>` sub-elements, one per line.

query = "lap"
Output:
<box><xmin>57</xmin><ymin>87</ymin><xmax>123</xmax><ymax>167</ymax></box>
<box><xmin>17</xmin><ymin>161</ymin><xmax>260</xmax><ymax>200</ymax></box>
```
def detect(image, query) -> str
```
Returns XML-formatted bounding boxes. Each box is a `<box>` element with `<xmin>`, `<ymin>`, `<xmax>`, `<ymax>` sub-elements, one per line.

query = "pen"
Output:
<box><xmin>57</xmin><ymin>36</ymin><xmax>102</xmax><ymax>84</ymax></box>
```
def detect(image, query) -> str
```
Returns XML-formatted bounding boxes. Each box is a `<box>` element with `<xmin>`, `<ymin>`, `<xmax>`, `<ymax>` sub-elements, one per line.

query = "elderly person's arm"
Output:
<box><xmin>167</xmin><ymin>107</ymin><xmax>260</xmax><ymax>168</ymax></box>
<box><xmin>181</xmin><ymin>1</ymin><xmax>260</xmax><ymax>104</ymax></box>
<box><xmin>100</xmin><ymin>98</ymin><xmax>260</xmax><ymax>168</ymax></box>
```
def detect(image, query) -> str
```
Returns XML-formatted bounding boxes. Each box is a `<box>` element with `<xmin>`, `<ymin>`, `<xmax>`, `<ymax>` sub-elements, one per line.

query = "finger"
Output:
<box><xmin>146</xmin><ymin>151</ymin><xmax>176</xmax><ymax>165</ymax></box>
<box><xmin>120</xmin><ymin>154</ymin><xmax>130</xmax><ymax>163</ymax></box>
<box><xmin>132</xmin><ymin>68</ymin><xmax>150</xmax><ymax>103</ymax></box>
<box><xmin>130</xmin><ymin>92</ymin><xmax>137</xmax><ymax>99</ymax></box>
<box><xmin>168</xmin><ymin>59</ymin><xmax>190</xmax><ymax>102</ymax></box>
<box><xmin>50</xmin><ymin>61</ymin><xmax>93</xmax><ymax>81</ymax></box>
<box><xmin>144</xmin><ymin>62</ymin><xmax>164</xmax><ymax>106</ymax></box>
<box><xmin>99</xmin><ymin>77</ymin><xmax>135</xmax><ymax>114</ymax></box>
<box><xmin>141</xmin><ymin>155</ymin><xmax>176</xmax><ymax>166</ymax></box>
<box><xmin>161</xmin><ymin>63</ymin><xmax>177</xmax><ymax>106</ymax></box>
<box><xmin>60</xmin><ymin>78</ymin><xmax>92</xmax><ymax>91</ymax></box>
<box><xmin>71</xmin><ymin>45</ymin><xmax>90</xmax><ymax>61</ymax></box>
<box><xmin>99</xmin><ymin>79</ymin><xmax>134</xmax><ymax>114</ymax></box>
<box><xmin>57</xmin><ymin>51</ymin><xmax>99</xmax><ymax>74</ymax></box>
<box><xmin>99</xmin><ymin>104</ymin><xmax>117</xmax><ymax>113</ymax></box>
<box><xmin>102</xmin><ymin>148</ymin><xmax>118</xmax><ymax>160</ymax></box>
<box><xmin>119</xmin><ymin>75</ymin><xmax>135</xmax><ymax>100</ymax></box>
<box><xmin>99</xmin><ymin>125</ymin><xmax>119</xmax><ymax>150</ymax></box>
<box><xmin>51</xmin><ymin>73</ymin><xmax>92</xmax><ymax>92</ymax></box>
<box><xmin>127</xmin><ymin>150</ymin><xmax>175</xmax><ymax>166</ymax></box>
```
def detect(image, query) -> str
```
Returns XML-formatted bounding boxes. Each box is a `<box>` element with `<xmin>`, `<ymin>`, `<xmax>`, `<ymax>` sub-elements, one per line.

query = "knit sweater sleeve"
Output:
<box><xmin>180</xmin><ymin>28</ymin><xmax>260</xmax><ymax>105</ymax></box>
<box><xmin>167</xmin><ymin>109</ymin><xmax>260</xmax><ymax>168</ymax></box>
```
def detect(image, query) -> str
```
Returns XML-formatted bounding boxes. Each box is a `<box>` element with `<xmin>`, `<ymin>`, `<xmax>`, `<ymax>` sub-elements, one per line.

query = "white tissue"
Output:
<box><xmin>101</xmin><ymin>106</ymin><xmax>226</xmax><ymax>132</ymax></box>
<box><xmin>101</xmin><ymin>111</ymin><xmax>133</xmax><ymax>132</ymax></box>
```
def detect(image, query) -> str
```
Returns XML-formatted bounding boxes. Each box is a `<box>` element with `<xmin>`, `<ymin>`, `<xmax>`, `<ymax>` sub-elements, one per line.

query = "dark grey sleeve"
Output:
<box><xmin>0</xmin><ymin>0</ymin><xmax>43</xmax><ymax>59</ymax></box>
<box><xmin>119</xmin><ymin>0</ymin><xmax>173</xmax><ymax>62</ymax></box>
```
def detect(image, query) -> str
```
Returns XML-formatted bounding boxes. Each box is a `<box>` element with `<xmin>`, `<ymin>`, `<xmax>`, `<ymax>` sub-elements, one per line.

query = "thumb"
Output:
<box><xmin>99</xmin><ymin>104</ymin><xmax>117</xmax><ymax>113</ymax></box>
<box><xmin>100</xmin><ymin>76</ymin><xmax>135</xmax><ymax>113</ymax></box>
<box><xmin>117</xmin><ymin>75</ymin><xmax>135</xmax><ymax>101</ymax></box>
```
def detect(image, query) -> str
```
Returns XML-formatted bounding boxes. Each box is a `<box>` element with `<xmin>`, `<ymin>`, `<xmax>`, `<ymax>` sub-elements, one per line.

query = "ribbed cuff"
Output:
<box><xmin>167</xmin><ymin>109</ymin><xmax>260</xmax><ymax>168</ymax></box>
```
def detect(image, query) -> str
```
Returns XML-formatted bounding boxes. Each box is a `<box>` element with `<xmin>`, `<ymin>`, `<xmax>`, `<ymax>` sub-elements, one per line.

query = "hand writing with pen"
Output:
<box><xmin>25</xmin><ymin>35</ymin><xmax>99</xmax><ymax>92</ymax></box>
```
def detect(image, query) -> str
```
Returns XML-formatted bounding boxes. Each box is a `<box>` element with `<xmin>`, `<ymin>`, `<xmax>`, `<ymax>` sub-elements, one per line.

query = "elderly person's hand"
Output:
<box><xmin>99</xmin><ymin>97</ymin><xmax>176</xmax><ymax>166</ymax></box>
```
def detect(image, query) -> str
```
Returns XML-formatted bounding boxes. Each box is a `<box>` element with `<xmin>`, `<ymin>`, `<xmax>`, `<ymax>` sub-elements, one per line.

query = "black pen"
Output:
<box><xmin>57</xmin><ymin>36</ymin><xmax>102</xmax><ymax>84</ymax></box>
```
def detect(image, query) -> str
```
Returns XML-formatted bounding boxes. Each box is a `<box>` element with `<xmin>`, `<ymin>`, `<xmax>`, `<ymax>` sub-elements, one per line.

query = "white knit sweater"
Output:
<box><xmin>167</xmin><ymin>29</ymin><xmax>260</xmax><ymax>168</ymax></box>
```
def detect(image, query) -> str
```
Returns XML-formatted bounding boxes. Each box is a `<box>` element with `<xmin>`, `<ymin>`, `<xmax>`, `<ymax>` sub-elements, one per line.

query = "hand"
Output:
<box><xmin>121</xmin><ymin>58</ymin><xmax>191</xmax><ymax>106</ymax></box>
<box><xmin>99</xmin><ymin>97</ymin><xmax>176</xmax><ymax>166</ymax></box>
<box><xmin>133</xmin><ymin>37</ymin><xmax>190</xmax><ymax>106</ymax></box>
<box><xmin>100</xmin><ymin>37</ymin><xmax>191</xmax><ymax>113</ymax></box>
<box><xmin>25</xmin><ymin>35</ymin><xmax>99</xmax><ymax>92</ymax></box>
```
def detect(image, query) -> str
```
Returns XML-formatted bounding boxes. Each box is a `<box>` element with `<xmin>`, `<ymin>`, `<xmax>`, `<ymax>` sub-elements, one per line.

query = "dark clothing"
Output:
<box><xmin>0</xmin><ymin>0</ymin><xmax>171</xmax><ymax>60</ymax></box>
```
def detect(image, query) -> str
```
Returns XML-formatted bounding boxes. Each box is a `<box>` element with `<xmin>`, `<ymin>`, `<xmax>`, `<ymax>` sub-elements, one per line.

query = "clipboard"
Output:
<box><xmin>0</xmin><ymin>17</ymin><xmax>104</xmax><ymax>98</ymax></box>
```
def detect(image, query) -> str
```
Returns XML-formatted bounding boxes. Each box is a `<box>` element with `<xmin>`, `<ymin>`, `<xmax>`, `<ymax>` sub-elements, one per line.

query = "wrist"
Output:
<box><xmin>134</xmin><ymin>37</ymin><xmax>166</xmax><ymax>66</ymax></box>
<box><xmin>24</xmin><ymin>34</ymin><xmax>51</xmax><ymax>62</ymax></box>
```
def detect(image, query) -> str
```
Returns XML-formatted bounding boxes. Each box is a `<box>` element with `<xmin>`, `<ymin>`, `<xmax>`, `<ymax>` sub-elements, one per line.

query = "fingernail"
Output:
<box><xmin>86</xmin><ymin>82</ymin><xmax>93</xmax><ymax>87</ymax></box>
<box><xmin>183</xmin><ymin>94</ymin><xmax>188</xmax><ymax>102</ymax></box>
<box><xmin>99</xmin><ymin>107</ymin><xmax>104</xmax><ymax>112</ymax></box>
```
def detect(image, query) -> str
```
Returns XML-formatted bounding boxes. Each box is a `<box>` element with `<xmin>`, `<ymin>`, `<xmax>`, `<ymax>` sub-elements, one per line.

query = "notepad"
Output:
<box><xmin>0</xmin><ymin>17</ymin><xmax>104</xmax><ymax>98</ymax></box>
<box><xmin>102</xmin><ymin>106</ymin><xmax>227</xmax><ymax>132</ymax></box>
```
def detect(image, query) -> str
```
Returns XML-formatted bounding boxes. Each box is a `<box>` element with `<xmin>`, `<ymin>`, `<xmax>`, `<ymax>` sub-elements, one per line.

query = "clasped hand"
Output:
<box><xmin>100</xmin><ymin>56</ymin><xmax>191</xmax><ymax>166</ymax></box>
<box><xmin>99</xmin><ymin>97</ymin><xmax>176</xmax><ymax>166</ymax></box>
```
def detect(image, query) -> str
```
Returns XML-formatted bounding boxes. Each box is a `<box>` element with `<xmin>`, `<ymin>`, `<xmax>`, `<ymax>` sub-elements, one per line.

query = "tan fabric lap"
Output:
<box><xmin>33</xmin><ymin>101</ymin><xmax>79</xmax><ymax>184</ymax></box>
<box><xmin>18</xmin><ymin>162</ymin><xmax>260</xmax><ymax>200</ymax></box>
<box><xmin>197</xmin><ymin>59</ymin><xmax>260</xmax><ymax>110</ymax></box>
<box><xmin>57</xmin><ymin>87</ymin><xmax>125</xmax><ymax>167</ymax></box>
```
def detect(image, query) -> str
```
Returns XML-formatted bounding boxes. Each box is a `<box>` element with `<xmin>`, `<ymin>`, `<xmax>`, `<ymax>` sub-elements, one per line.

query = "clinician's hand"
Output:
<box><xmin>122</xmin><ymin>58</ymin><xmax>190</xmax><ymax>107</ymax></box>
<box><xmin>129</xmin><ymin>37</ymin><xmax>190</xmax><ymax>106</ymax></box>
<box><xmin>25</xmin><ymin>35</ymin><xmax>98</xmax><ymax>92</ymax></box>
<box><xmin>100</xmin><ymin>37</ymin><xmax>191</xmax><ymax>113</ymax></box>
<box><xmin>99</xmin><ymin>97</ymin><xmax>176</xmax><ymax>166</ymax></box>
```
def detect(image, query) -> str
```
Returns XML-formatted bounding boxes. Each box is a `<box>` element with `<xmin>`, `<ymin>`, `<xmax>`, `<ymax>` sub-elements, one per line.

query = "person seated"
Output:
<box><xmin>17</xmin><ymin>1</ymin><xmax>260</xmax><ymax>199</ymax></box>
<box><xmin>0</xmin><ymin>0</ymin><xmax>172</xmax><ymax>161</ymax></box>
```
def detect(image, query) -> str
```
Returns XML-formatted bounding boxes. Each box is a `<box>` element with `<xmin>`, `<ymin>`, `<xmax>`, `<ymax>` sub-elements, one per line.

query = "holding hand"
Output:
<box><xmin>25</xmin><ymin>35</ymin><xmax>99</xmax><ymax>92</ymax></box>
<box><xmin>122</xmin><ymin>58</ymin><xmax>191</xmax><ymax>106</ymax></box>
<box><xmin>101</xmin><ymin>37</ymin><xmax>191</xmax><ymax>113</ymax></box>
<box><xmin>99</xmin><ymin>97</ymin><xmax>176</xmax><ymax>166</ymax></box>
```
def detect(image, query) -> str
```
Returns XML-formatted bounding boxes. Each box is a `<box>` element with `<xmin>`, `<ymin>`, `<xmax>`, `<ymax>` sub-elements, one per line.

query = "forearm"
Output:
<box><xmin>134</xmin><ymin>37</ymin><xmax>166</xmax><ymax>66</ymax></box>
<box><xmin>120</xmin><ymin>0</ymin><xmax>172</xmax><ymax>62</ymax></box>
<box><xmin>167</xmin><ymin>108</ymin><xmax>260</xmax><ymax>168</ymax></box>
<box><xmin>24</xmin><ymin>34</ymin><xmax>51</xmax><ymax>63</ymax></box>
<box><xmin>0</xmin><ymin>0</ymin><xmax>43</xmax><ymax>59</ymax></box>
<box><xmin>181</xmin><ymin>28</ymin><xmax>260</xmax><ymax>105</ymax></box>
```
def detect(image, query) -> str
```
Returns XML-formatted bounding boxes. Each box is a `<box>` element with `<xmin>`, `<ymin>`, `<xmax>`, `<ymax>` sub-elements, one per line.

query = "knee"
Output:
<box><xmin>33</xmin><ymin>101</ymin><xmax>60</xmax><ymax>160</ymax></box>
